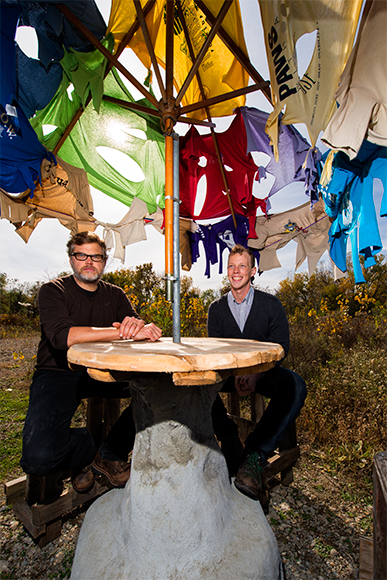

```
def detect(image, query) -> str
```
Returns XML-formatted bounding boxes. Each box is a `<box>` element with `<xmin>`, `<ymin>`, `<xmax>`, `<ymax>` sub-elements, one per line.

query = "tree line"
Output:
<box><xmin>1</xmin><ymin>255</ymin><xmax>386</xmax><ymax>339</ymax></box>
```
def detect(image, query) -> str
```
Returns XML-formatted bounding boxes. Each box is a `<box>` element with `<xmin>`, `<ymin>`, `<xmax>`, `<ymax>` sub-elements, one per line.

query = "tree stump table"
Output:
<box><xmin>67</xmin><ymin>337</ymin><xmax>285</xmax><ymax>580</ymax></box>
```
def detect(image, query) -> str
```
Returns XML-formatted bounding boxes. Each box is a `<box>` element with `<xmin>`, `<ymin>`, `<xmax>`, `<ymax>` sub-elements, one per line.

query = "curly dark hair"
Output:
<box><xmin>66</xmin><ymin>231</ymin><xmax>107</xmax><ymax>260</ymax></box>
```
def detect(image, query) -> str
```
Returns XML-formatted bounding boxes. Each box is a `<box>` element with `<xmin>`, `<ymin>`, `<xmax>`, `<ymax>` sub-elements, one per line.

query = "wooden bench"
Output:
<box><xmin>5</xmin><ymin>389</ymin><xmax>300</xmax><ymax>546</ymax></box>
<box><xmin>4</xmin><ymin>397</ymin><xmax>122</xmax><ymax>547</ymax></box>
<box><xmin>359</xmin><ymin>451</ymin><xmax>387</xmax><ymax>580</ymax></box>
<box><xmin>224</xmin><ymin>391</ymin><xmax>300</xmax><ymax>497</ymax></box>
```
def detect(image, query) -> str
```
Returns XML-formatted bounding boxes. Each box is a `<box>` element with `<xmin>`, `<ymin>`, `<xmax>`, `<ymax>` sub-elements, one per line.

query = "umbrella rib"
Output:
<box><xmin>195</xmin><ymin>0</ymin><xmax>272</xmax><ymax>103</ymax></box>
<box><xmin>175</xmin><ymin>0</ymin><xmax>233</xmax><ymax>108</ymax></box>
<box><xmin>176</xmin><ymin>0</ymin><xmax>236</xmax><ymax>227</ymax></box>
<box><xmin>180</xmin><ymin>81</ymin><xmax>270</xmax><ymax>115</ymax></box>
<box><xmin>102</xmin><ymin>95</ymin><xmax>160</xmax><ymax>117</ymax></box>
<box><xmin>133</xmin><ymin>0</ymin><xmax>167</xmax><ymax>103</ymax></box>
<box><xmin>55</xmin><ymin>3</ymin><xmax>159</xmax><ymax>109</ymax></box>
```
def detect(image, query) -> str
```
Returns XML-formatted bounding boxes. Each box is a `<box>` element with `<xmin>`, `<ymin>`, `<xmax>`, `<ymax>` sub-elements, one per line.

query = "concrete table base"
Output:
<box><xmin>70</xmin><ymin>374</ymin><xmax>282</xmax><ymax>580</ymax></box>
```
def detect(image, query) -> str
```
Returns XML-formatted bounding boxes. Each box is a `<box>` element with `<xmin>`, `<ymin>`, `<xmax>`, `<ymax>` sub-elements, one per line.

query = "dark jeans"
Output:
<box><xmin>212</xmin><ymin>366</ymin><xmax>307</xmax><ymax>460</ymax></box>
<box><xmin>20</xmin><ymin>369</ymin><xmax>136</xmax><ymax>477</ymax></box>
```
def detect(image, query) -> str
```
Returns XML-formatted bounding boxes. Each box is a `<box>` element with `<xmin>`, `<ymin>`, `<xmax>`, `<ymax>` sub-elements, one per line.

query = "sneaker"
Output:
<box><xmin>92</xmin><ymin>452</ymin><xmax>131</xmax><ymax>488</ymax></box>
<box><xmin>234</xmin><ymin>450</ymin><xmax>268</xmax><ymax>501</ymax></box>
<box><xmin>71</xmin><ymin>465</ymin><xmax>95</xmax><ymax>494</ymax></box>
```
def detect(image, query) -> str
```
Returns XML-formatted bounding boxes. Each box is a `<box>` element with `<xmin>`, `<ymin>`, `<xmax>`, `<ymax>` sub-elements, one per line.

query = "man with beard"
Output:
<box><xmin>21</xmin><ymin>231</ymin><xmax>161</xmax><ymax>498</ymax></box>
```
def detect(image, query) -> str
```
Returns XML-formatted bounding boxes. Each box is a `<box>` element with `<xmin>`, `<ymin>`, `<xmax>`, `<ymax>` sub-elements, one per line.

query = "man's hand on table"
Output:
<box><xmin>235</xmin><ymin>372</ymin><xmax>263</xmax><ymax>396</ymax></box>
<box><xmin>113</xmin><ymin>319</ymin><xmax>162</xmax><ymax>342</ymax></box>
<box><xmin>132</xmin><ymin>323</ymin><xmax>162</xmax><ymax>342</ymax></box>
<box><xmin>113</xmin><ymin>316</ymin><xmax>145</xmax><ymax>339</ymax></box>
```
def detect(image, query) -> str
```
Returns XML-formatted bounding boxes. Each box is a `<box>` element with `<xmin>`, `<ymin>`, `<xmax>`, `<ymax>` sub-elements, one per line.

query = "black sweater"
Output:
<box><xmin>207</xmin><ymin>289</ymin><xmax>289</xmax><ymax>357</ymax></box>
<box><xmin>36</xmin><ymin>275</ymin><xmax>137</xmax><ymax>371</ymax></box>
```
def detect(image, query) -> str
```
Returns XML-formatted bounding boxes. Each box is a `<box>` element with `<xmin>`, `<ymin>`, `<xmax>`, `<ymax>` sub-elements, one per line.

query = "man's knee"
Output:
<box><xmin>288</xmin><ymin>370</ymin><xmax>307</xmax><ymax>406</ymax></box>
<box><xmin>20</xmin><ymin>442</ymin><xmax>60</xmax><ymax>476</ymax></box>
<box><xmin>21</xmin><ymin>427</ymin><xmax>94</xmax><ymax>476</ymax></box>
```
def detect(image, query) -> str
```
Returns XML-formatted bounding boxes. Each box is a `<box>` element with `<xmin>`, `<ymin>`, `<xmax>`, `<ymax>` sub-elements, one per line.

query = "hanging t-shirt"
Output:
<box><xmin>240</xmin><ymin>106</ymin><xmax>310</xmax><ymax>196</ymax></box>
<box><xmin>0</xmin><ymin>4</ymin><xmax>55</xmax><ymax>194</ymax></box>
<box><xmin>320</xmin><ymin>140</ymin><xmax>387</xmax><ymax>283</ymax></box>
<box><xmin>247</xmin><ymin>199</ymin><xmax>330</xmax><ymax>276</ymax></box>
<box><xmin>179</xmin><ymin>110</ymin><xmax>261</xmax><ymax>221</ymax></box>
<box><xmin>259</xmin><ymin>0</ymin><xmax>362</xmax><ymax>157</ymax></box>
<box><xmin>322</xmin><ymin>0</ymin><xmax>387</xmax><ymax>158</ymax></box>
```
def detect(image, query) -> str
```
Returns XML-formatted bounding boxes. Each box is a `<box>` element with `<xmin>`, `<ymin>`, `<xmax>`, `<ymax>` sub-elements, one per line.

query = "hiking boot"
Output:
<box><xmin>71</xmin><ymin>465</ymin><xmax>95</xmax><ymax>494</ymax></box>
<box><xmin>234</xmin><ymin>450</ymin><xmax>268</xmax><ymax>501</ymax></box>
<box><xmin>92</xmin><ymin>452</ymin><xmax>131</xmax><ymax>488</ymax></box>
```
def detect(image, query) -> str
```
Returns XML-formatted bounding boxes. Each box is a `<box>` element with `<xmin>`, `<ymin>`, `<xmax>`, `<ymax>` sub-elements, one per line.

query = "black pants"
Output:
<box><xmin>212</xmin><ymin>366</ymin><xmax>307</xmax><ymax>459</ymax></box>
<box><xmin>20</xmin><ymin>369</ymin><xmax>136</xmax><ymax>476</ymax></box>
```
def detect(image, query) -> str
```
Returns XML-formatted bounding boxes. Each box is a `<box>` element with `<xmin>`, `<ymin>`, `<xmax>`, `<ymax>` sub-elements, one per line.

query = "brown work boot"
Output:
<box><xmin>234</xmin><ymin>450</ymin><xmax>268</xmax><ymax>501</ymax></box>
<box><xmin>71</xmin><ymin>465</ymin><xmax>95</xmax><ymax>494</ymax></box>
<box><xmin>92</xmin><ymin>452</ymin><xmax>131</xmax><ymax>488</ymax></box>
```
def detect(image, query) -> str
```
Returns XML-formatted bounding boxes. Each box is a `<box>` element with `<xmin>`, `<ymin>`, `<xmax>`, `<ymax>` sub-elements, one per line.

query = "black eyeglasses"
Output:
<box><xmin>71</xmin><ymin>252</ymin><xmax>105</xmax><ymax>262</ymax></box>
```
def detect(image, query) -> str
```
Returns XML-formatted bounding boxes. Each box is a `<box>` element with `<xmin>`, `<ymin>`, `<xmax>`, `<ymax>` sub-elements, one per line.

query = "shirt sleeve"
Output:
<box><xmin>38</xmin><ymin>282</ymin><xmax>74</xmax><ymax>351</ymax></box>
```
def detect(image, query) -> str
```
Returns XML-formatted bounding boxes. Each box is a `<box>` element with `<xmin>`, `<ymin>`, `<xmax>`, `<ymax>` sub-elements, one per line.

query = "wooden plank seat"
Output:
<box><xmin>4</xmin><ymin>396</ymin><xmax>123</xmax><ymax>547</ymax></box>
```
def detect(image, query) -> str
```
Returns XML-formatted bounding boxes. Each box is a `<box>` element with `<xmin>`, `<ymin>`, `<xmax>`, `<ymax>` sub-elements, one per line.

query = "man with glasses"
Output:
<box><xmin>21</xmin><ymin>231</ymin><xmax>162</xmax><ymax>498</ymax></box>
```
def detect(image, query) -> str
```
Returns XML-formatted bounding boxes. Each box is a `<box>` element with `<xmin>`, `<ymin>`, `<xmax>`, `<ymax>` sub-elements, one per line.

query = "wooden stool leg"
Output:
<box><xmin>87</xmin><ymin>397</ymin><xmax>104</xmax><ymax>449</ymax></box>
<box><xmin>226</xmin><ymin>392</ymin><xmax>240</xmax><ymax>417</ymax></box>
<box><xmin>36</xmin><ymin>519</ymin><xmax>62</xmax><ymax>548</ymax></box>
<box><xmin>278</xmin><ymin>422</ymin><xmax>298</xmax><ymax>486</ymax></box>
<box><xmin>26</xmin><ymin>473</ymin><xmax>64</xmax><ymax>506</ymax></box>
<box><xmin>250</xmin><ymin>393</ymin><xmax>265</xmax><ymax>423</ymax></box>
<box><xmin>103</xmin><ymin>399</ymin><xmax>121</xmax><ymax>439</ymax></box>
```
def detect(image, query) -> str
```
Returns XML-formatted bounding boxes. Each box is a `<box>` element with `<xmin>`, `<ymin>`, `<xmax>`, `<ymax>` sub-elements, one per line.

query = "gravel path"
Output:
<box><xmin>0</xmin><ymin>335</ymin><xmax>372</xmax><ymax>579</ymax></box>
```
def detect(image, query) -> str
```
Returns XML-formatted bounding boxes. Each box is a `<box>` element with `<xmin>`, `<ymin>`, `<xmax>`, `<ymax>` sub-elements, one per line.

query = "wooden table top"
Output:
<box><xmin>68</xmin><ymin>337</ymin><xmax>284</xmax><ymax>378</ymax></box>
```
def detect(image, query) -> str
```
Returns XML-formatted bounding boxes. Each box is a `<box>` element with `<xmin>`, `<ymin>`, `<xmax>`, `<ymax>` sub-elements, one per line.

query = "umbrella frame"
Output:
<box><xmin>53</xmin><ymin>0</ymin><xmax>272</xmax><ymax>342</ymax></box>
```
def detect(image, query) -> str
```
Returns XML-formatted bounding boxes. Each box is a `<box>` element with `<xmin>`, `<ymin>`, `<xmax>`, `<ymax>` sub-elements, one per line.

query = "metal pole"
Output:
<box><xmin>172</xmin><ymin>133</ymin><xmax>181</xmax><ymax>343</ymax></box>
<box><xmin>164</xmin><ymin>125</ymin><xmax>174</xmax><ymax>301</ymax></box>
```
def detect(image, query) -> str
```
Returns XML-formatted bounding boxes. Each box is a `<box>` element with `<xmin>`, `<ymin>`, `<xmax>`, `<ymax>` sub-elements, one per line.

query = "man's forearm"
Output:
<box><xmin>67</xmin><ymin>326</ymin><xmax>120</xmax><ymax>347</ymax></box>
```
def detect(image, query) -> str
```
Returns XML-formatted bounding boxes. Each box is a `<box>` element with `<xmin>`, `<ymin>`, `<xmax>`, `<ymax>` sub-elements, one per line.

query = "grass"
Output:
<box><xmin>0</xmin><ymin>388</ymin><xmax>29</xmax><ymax>483</ymax></box>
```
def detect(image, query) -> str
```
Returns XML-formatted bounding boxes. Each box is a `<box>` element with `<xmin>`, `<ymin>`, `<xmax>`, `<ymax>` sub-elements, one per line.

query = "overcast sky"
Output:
<box><xmin>1</xmin><ymin>0</ymin><xmax>385</xmax><ymax>293</ymax></box>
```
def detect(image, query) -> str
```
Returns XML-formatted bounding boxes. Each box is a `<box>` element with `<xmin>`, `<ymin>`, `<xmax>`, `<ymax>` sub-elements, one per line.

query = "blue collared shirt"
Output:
<box><xmin>227</xmin><ymin>285</ymin><xmax>254</xmax><ymax>332</ymax></box>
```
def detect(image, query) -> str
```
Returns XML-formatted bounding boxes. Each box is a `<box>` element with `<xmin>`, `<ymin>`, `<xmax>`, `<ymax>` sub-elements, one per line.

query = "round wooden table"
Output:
<box><xmin>68</xmin><ymin>338</ymin><xmax>285</xmax><ymax>580</ymax></box>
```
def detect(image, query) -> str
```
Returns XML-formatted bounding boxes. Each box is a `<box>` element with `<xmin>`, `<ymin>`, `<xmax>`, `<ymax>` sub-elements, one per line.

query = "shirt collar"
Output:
<box><xmin>228</xmin><ymin>285</ymin><xmax>254</xmax><ymax>305</ymax></box>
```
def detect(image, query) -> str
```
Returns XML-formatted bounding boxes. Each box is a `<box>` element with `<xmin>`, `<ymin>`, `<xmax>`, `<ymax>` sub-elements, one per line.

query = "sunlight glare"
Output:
<box><xmin>127</xmin><ymin>128</ymin><xmax>147</xmax><ymax>140</ymax></box>
<box><xmin>15</xmin><ymin>26</ymin><xmax>38</xmax><ymax>60</ymax></box>
<box><xmin>96</xmin><ymin>146</ymin><xmax>145</xmax><ymax>182</ymax></box>
<box><xmin>295</xmin><ymin>30</ymin><xmax>317</xmax><ymax>79</ymax></box>
<box><xmin>67</xmin><ymin>84</ymin><xmax>75</xmax><ymax>101</ymax></box>
<box><xmin>42</xmin><ymin>124</ymin><xmax>57</xmax><ymax>136</ymax></box>
<box><xmin>193</xmin><ymin>175</ymin><xmax>207</xmax><ymax>216</ymax></box>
